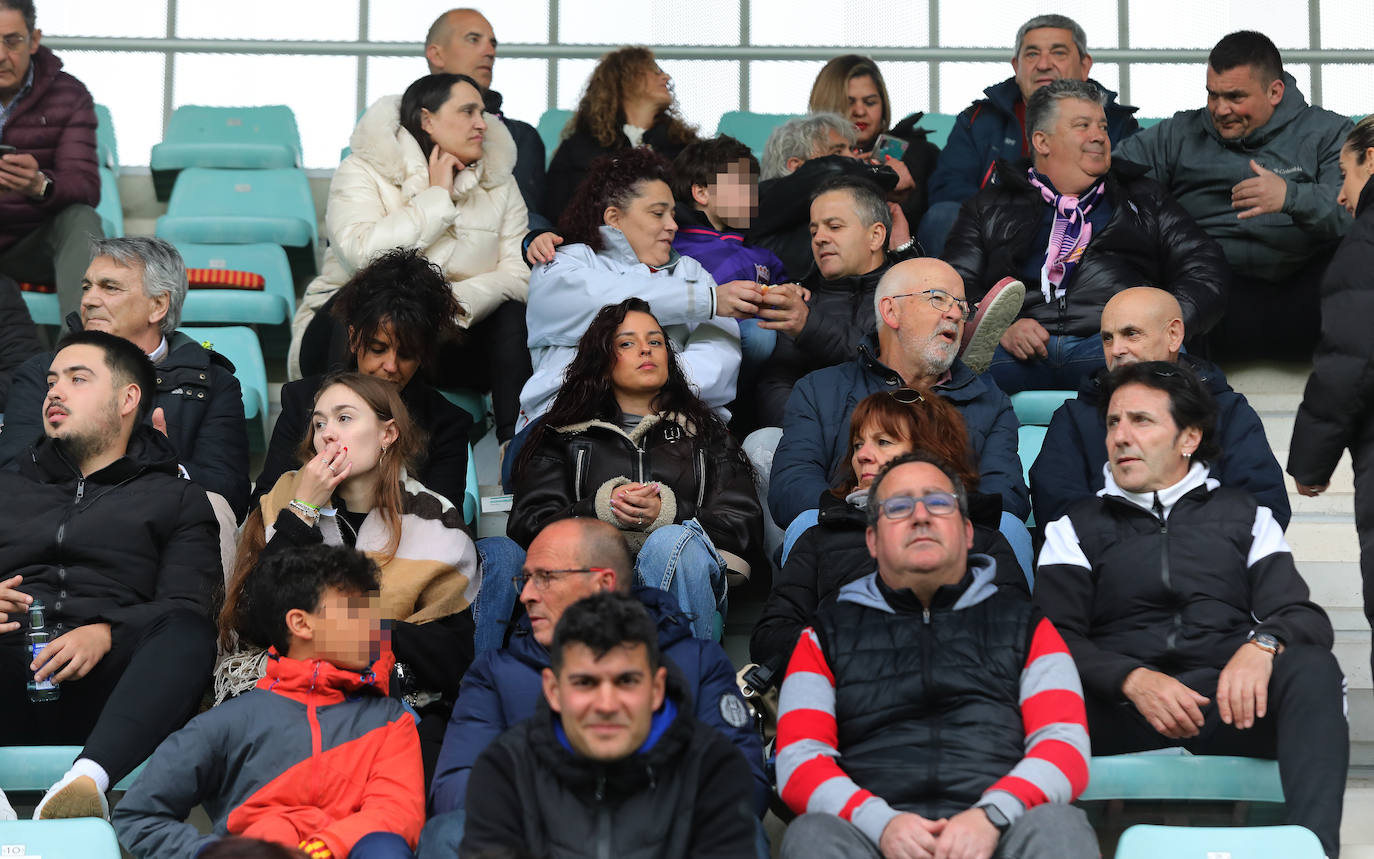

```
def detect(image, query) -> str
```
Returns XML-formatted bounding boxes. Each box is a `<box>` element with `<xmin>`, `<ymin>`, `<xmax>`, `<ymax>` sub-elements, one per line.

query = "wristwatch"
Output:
<box><xmin>1250</xmin><ymin>632</ymin><xmax>1281</xmax><ymax>655</ymax></box>
<box><xmin>34</xmin><ymin>172</ymin><xmax>52</xmax><ymax>199</ymax></box>
<box><xmin>979</xmin><ymin>803</ymin><xmax>1011</xmax><ymax>834</ymax></box>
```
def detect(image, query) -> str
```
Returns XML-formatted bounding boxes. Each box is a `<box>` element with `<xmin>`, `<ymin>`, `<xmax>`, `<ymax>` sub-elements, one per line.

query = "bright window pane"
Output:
<box><xmin>367</xmin><ymin>57</ymin><xmax>549</xmax><ymax>123</ymax></box>
<box><xmin>1320</xmin><ymin>0</ymin><xmax>1374</xmax><ymax>51</ymax></box>
<box><xmin>39</xmin><ymin>0</ymin><xmax>167</xmax><ymax>38</ymax></box>
<box><xmin>664</xmin><ymin>60</ymin><xmax>739</xmax><ymax>137</ymax></box>
<box><xmin>560</xmin><ymin>0</ymin><xmax>737</xmax><ymax>46</ymax></box>
<box><xmin>556</xmin><ymin>59</ymin><xmax>599</xmax><ymax>109</ymax></box>
<box><xmin>747</xmin><ymin>61</ymin><xmax>825</xmax><ymax>114</ymax></box>
<box><xmin>878</xmin><ymin>62</ymin><xmax>933</xmax><ymax>118</ymax></box>
<box><xmin>177</xmin><ymin>0</ymin><xmax>359</xmax><ymax>40</ymax></box>
<box><xmin>1128</xmin><ymin>0</ymin><xmax>1308</xmax><ymax>49</ymax></box>
<box><xmin>941</xmin><ymin>1</ymin><xmax>1117</xmax><ymax>49</ymax></box>
<box><xmin>1128</xmin><ymin>63</ymin><xmax>1311</xmax><ymax>119</ymax></box>
<box><xmin>750</xmin><ymin>0</ymin><xmax>928</xmax><ymax>47</ymax></box>
<box><xmin>938</xmin><ymin>62</ymin><xmax>1005</xmax><ymax>116</ymax></box>
<box><xmin>173</xmin><ymin>54</ymin><xmax>357</xmax><ymax>170</ymax></box>
<box><xmin>367</xmin><ymin>0</ymin><xmax>550</xmax><ymax>44</ymax></box>
<box><xmin>56</xmin><ymin>51</ymin><xmax>165</xmax><ymax>167</ymax></box>
<box><xmin>1317</xmin><ymin>66</ymin><xmax>1374</xmax><ymax>119</ymax></box>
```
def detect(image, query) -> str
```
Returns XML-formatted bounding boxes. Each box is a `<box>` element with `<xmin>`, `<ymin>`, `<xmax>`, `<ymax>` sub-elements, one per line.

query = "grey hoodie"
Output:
<box><xmin>1114</xmin><ymin>73</ymin><xmax>1352</xmax><ymax>280</ymax></box>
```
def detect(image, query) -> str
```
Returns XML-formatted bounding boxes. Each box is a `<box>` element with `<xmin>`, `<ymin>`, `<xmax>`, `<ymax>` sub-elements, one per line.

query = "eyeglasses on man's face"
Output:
<box><xmin>889</xmin><ymin>289</ymin><xmax>972</xmax><ymax>320</ymax></box>
<box><xmin>875</xmin><ymin>491</ymin><xmax>960</xmax><ymax>520</ymax></box>
<box><xmin>512</xmin><ymin>567</ymin><xmax>613</xmax><ymax>592</ymax></box>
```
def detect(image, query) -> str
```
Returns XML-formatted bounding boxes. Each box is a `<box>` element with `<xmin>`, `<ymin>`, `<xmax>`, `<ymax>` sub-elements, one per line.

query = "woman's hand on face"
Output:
<box><xmin>610</xmin><ymin>482</ymin><xmax>662</xmax><ymax>527</ymax></box>
<box><xmin>428</xmin><ymin>145</ymin><xmax>465</xmax><ymax>190</ymax></box>
<box><xmin>298</xmin><ymin>442</ymin><xmax>352</xmax><ymax>510</ymax></box>
<box><xmin>525</xmin><ymin>232</ymin><xmax>564</xmax><ymax>266</ymax></box>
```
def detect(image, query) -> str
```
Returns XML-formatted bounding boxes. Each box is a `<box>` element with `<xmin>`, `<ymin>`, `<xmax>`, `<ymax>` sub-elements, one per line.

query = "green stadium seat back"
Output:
<box><xmin>1114</xmin><ymin>824</ymin><xmax>1321</xmax><ymax>859</ymax></box>
<box><xmin>93</xmin><ymin>103</ymin><xmax>119</xmax><ymax>173</ymax></box>
<box><xmin>919</xmin><ymin>113</ymin><xmax>958</xmax><ymax>149</ymax></box>
<box><xmin>1011</xmin><ymin>390</ymin><xmax>1076</xmax><ymax>427</ymax></box>
<box><xmin>715</xmin><ymin>111</ymin><xmax>802</xmax><ymax>158</ymax></box>
<box><xmin>97</xmin><ymin>167</ymin><xmax>123</xmax><ymax>238</ymax></box>
<box><xmin>176</xmin><ymin>242</ymin><xmax>295</xmax><ymax>326</ymax></box>
<box><xmin>0</xmin><ymin>818</ymin><xmax>122</xmax><ymax>857</ymax></box>
<box><xmin>0</xmin><ymin>745</ymin><xmax>144</xmax><ymax>792</ymax></box>
<box><xmin>151</xmin><ymin>105</ymin><xmax>302</xmax><ymax>171</ymax></box>
<box><xmin>537</xmin><ymin>109</ymin><xmax>574</xmax><ymax>167</ymax></box>
<box><xmin>20</xmin><ymin>291</ymin><xmax>59</xmax><ymax>326</ymax></box>
<box><xmin>157</xmin><ymin>167</ymin><xmax>317</xmax><ymax>250</ymax></box>
<box><xmin>1081</xmin><ymin>750</ymin><xmax>1284</xmax><ymax>803</ymax></box>
<box><xmin>179</xmin><ymin>327</ymin><xmax>269</xmax><ymax>444</ymax></box>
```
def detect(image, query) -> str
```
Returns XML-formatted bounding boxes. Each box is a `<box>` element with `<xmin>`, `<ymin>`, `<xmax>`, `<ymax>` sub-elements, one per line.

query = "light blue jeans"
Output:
<box><xmin>988</xmin><ymin>334</ymin><xmax>1105</xmax><ymax>395</ymax></box>
<box><xmin>781</xmin><ymin>508</ymin><xmax>821</xmax><ymax>567</ymax></box>
<box><xmin>636</xmin><ymin>519</ymin><xmax>727</xmax><ymax>640</ymax></box>
<box><xmin>472</xmin><ymin>536</ymin><xmax>526</xmax><ymax>653</ymax></box>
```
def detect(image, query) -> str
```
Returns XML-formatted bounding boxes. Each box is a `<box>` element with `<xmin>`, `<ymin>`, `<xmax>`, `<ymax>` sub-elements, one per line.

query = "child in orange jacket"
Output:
<box><xmin>112</xmin><ymin>544</ymin><xmax>424</xmax><ymax>858</ymax></box>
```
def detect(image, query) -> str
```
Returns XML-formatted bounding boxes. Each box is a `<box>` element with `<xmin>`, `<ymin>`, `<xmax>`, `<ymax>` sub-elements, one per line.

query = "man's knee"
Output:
<box><xmin>135</xmin><ymin>608</ymin><xmax>216</xmax><ymax>662</ymax></box>
<box><xmin>350</xmin><ymin>831</ymin><xmax>415</xmax><ymax>859</ymax></box>
<box><xmin>1271</xmin><ymin>644</ymin><xmax>1346</xmax><ymax>699</ymax></box>
<box><xmin>417</xmin><ymin>810</ymin><xmax>465</xmax><ymax>859</ymax></box>
<box><xmin>1000</xmin><ymin>804</ymin><xmax>1097</xmax><ymax>859</ymax></box>
<box><xmin>780</xmin><ymin>813</ymin><xmax>877</xmax><ymax>859</ymax></box>
<box><xmin>50</xmin><ymin>204</ymin><xmax>104</xmax><ymax>238</ymax></box>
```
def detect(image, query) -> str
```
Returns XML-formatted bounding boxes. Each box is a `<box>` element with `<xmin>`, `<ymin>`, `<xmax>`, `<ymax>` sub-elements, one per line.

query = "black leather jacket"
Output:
<box><xmin>508</xmin><ymin>413</ymin><xmax>765</xmax><ymax>577</ymax></box>
<box><xmin>943</xmin><ymin>158</ymin><xmax>1229</xmax><ymax>338</ymax></box>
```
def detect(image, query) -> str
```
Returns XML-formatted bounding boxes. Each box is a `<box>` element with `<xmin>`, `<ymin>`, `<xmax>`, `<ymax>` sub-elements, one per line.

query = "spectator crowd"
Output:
<box><xmin>1</xmin><ymin>2</ymin><xmax>1371</xmax><ymax>857</ymax></box>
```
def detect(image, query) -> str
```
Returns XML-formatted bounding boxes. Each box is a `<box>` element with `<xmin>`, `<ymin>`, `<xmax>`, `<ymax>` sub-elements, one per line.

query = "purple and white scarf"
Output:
<box><xmin>1027</xmin><ymin>168</ymin><xmax>1106</xmax><ymax>304</ymax></box>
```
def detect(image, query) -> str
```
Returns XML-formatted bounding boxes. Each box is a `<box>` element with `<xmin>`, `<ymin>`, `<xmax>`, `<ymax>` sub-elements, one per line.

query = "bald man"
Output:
<box><xmin>423</xmin><ymin>8</ymin><xmax>550</xmax><ymax>231</ymax></box>
<box><xmin>1030</xmin><ymin>286</ymin><xmax>1288</xmax><ymax>526</ymax></box>
<box><xmin>424</xmin><ymin>517</ymin><xmax>766</xmax><ymax>853</ymax></box>
<box><xmin>769</xmin><ymin>257</ymin><xmax>1029</xmax><ymax>530</ymax></box>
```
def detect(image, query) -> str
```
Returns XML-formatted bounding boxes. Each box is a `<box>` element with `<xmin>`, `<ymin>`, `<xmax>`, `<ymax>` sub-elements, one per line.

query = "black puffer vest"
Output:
<box><xmin>812</xmin><ymin>572</ymin><xmax>1032</xmax><ymax>818</ymax></box>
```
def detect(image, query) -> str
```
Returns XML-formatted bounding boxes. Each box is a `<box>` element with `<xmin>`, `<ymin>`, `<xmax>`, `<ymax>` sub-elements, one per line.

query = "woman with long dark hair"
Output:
<box><xmin>543</xmin><ymin>46</ymin><xmax>698</xmax><ymax>222</ymax></box>
<box><xmin>750</xmin><ymin>389</ymin><xmax>1026</xmax><ymax>669</ymax></box>
<box><xmin>506</xmin><ymin>298</ymin><xmax>762</xmax><ymax>640</ymax></box>
<box><xmin>291</xmin><ymin>72</ymin><xmax>531</xmax><ymax>442</ymax></box>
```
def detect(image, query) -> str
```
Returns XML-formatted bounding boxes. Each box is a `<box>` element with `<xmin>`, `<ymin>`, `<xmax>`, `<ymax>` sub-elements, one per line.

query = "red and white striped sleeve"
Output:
<box><xmin>980</xmin><ymin>616</ymin><xmax>1091</xmax><ymax>823</ymax></box>
<box><xmin>775</xmin><ymin>628</ymin><xmax>900</xmax><ymax>846</ymax></box>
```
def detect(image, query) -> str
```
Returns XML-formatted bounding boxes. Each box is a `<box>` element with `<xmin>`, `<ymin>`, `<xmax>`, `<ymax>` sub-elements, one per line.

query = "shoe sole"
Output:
<box><xmin>37</xmin><ymin>777</ymin><xmax>106</xmax><ymax>820</ymax></box>
<box><xmin>961</xmin><ymin>281</ymin><xmax>1026</xmax><ymax>375</ymax></box>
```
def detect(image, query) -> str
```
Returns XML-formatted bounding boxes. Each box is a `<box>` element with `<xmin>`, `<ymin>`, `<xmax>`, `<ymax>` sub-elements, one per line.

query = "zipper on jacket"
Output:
<box><xmin>574</xmin><ymin>448</ymin><xmax>586</xmax><ymax>499</ymax></box>
<box><xmin>74</xmin><ymin>477</ymin><xmax>85</xmax><ymax>504</ymax></box>
<box><xmin>921</xmin><ymin>607</ymin><xmax>939</xmax><ymax>793</ymax></box>
<box><xmin>695</xmin><ymin>450</ymin><xmax>707</xmax><ymax>509</ymax></box>
<box><xmin>1154</xmin><ymin>493</ymin><xmax>1182</xmax><ymax>653</ymax></box>
<box><xmin>636</xmin><ymin>444</ymin><xmax>646</xmax><ymax>484</ymax></box>
<box><xmin>596</xmin><ymin>804</ymin><xmax>612</xmax><ymax>859</ymax></box>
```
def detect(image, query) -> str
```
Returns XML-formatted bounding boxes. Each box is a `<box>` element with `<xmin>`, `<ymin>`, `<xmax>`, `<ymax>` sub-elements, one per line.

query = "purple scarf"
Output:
<box><xmin>1027</xmin><ymin>169</ymin><xmax>1106</xmax><ymax>304</ymax></box>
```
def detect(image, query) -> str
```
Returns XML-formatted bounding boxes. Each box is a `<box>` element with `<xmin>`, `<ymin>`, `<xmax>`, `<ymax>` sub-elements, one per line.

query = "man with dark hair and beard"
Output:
<box><xmin>0</xmin><ymin>329</ymin><xmax>220</xmax><ymax>823</ymax></box>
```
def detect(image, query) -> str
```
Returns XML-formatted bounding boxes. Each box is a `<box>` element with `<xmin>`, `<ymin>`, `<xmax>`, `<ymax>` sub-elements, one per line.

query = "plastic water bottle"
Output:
<box><xmin>27</xmin><ymin>600</ymin><xmax>59</xmax><ymax>702</ymax></box>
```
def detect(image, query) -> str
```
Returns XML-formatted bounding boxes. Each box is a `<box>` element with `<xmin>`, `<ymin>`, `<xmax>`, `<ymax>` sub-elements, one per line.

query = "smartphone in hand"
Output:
<box><xmin>872</xmin><ymin>134</ymin><xmax>908</xmax><ymax>163</ymax></box>
<box><xmin>0</xmin><ymin>145</ymin><xmax>19</xmax><ymax>156</ymax></box>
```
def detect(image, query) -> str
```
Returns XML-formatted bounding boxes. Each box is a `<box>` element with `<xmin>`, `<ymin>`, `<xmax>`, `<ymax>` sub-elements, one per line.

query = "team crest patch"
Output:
<box><xmin>719</xmin><ymin>693</ymin><xmax>750</xmax><ymax>728</ymax></box>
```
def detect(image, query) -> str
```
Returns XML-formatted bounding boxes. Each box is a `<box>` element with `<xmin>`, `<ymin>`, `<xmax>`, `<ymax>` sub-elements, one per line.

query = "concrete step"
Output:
<box><xmin>1287</xmin><ymin>518</ymin><xmax>1362</xmax><ymax>562</ymax></box>
<box><xmin>1220</xmin><ymin>362</ymin><xmax>1313</xmax><ymax>393</ymax></box>
<box><xmin>1301</xmin><ymin>562</ymin><xmax>1366</xmax><ymax>610</ymax></box>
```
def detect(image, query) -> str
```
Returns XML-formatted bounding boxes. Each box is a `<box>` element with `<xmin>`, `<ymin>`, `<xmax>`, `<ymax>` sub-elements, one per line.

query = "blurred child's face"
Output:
<box><xmin>696</xmin><ymin>159</ymin><xmax>757</xmax><ymax>230</ymax></box>
<box><xmin>310</xmin><ymin>586</ymin><xmax>383</xmax><ymax>671</ymax></box>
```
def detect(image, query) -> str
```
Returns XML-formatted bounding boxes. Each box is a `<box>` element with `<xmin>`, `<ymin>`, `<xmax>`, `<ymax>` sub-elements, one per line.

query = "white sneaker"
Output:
<box><xmin>959</xmin><ymin>277</ymin><xmax>1026</xmax><ymax>376</ymax></box>
<box><xmin>33</xmin><ymin>773</ymin><xmax>108</xmax><ymax>821</ymax></box>
<box><xmin>0</xmin><ymin>787</ymin><xmax>17</xmax><ymax>821</ymax></box>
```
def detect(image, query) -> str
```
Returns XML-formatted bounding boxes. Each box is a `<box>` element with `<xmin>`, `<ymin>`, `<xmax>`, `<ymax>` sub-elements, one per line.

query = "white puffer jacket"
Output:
<box><xmin>288</xmin><ymin>94</ymin><xmax>530</xmax><ymax>378</ymax></box>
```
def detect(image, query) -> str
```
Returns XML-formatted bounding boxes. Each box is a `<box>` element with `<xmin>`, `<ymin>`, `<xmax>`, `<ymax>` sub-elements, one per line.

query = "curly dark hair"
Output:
<box><xmin>550</xmin><ymin>591</ymin><xmax>662</xmax><ymax>675</ymax></box>
<box><xmin>670</xmin><ymin>134</ymin><xmax>758</xmax><ymax>204</ymax></box>
<box><xmin>565</xmin><ymin>46</ymin><xmax>697</xmax><ymax>149</ymax></box>
<box><xmin>556</xmin><ymin>148</ymin><xmax>674</xmax><ymax>251</ymax></box>
<box><xmin>514</xmin><ymin>298</ymin><xmax>742</xmax><ymax>478</ymax></box>
<box><xmin>329</xmin><ymin>247</ymin><xmax>463</xmax><ymax>366</ymax></box>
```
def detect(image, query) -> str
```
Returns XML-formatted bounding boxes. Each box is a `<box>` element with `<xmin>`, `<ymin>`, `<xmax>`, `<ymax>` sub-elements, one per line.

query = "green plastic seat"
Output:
<box><xmin>465</xmin><ymin>441</ymin><xmax>479</xmax><ymax>529</ymax></box>
<box><xmin>1011</xmin><ymin>389</ymin><xmax>1077</xmax><ymax>427</ymax></box>
<box><xmin>93</xmin><ymin>103</ymin><xmax>119</xmax><ymax>174</ymax></box>
<box><xmin>0</xmin><ymin>745</ymin><xmax>144</xmax><ymax>792</ymax></box>
<box><xmin>1136</xmin><ymin>116</ymin><xmax>1165</xmax><ymax>130</ymax></box>
<box><xmin>919</xmin><ymin>112</ymin><xmax>958</xmax><ymax>149</ymax></box>
<box><xmin>0</xmin><ymin>818</ymin><xmax>122</xmax><ymax>857</ymax></box>
<box><xmin>1017</xmin><ymin>424</ymin><xmax>1047</xmax><ymax>493</ymax></box>
<box><xmin>179</xmin><ymin>325</ymin><xmax>269</xmax><ymax>442</ymax></box>
<box><xmin>1114</xmin><ymin>824</ymin><xmax>1321</xmax><ymax>859</ymax></box>
<box><xmin>537</xmin><ymin>109</ymin><xmax>573</xmax><ymax>167</ymax></box>
<box><xmin>20</xmin><ymin>290</ymin><xmax>59</xmax><ymax>326</ymax></box>
<box><xmin>150</xmin><ymin>105</ymin><xmax>303</xmax><ymax>199</ymax></box>
<box><xmin>175</xmin><ymin>242</ymin><xmax>295</xmax><ymax>326</ymax></box>
<box><xmin>1081</xmin><ymin>750</ymin><xmax>1284</xmax><ymax>803</ymax></box>
<box><xmin>97</xmin><ymin>167</ymin><xmax>123</xmax><ymax>238</ymax></box>
<box><xmin>156</xmin><ymin>167</ymin><xmax>318</xmax><ymax>280</ymax></box>
<box><xmin>715</xmin><ymin>111</ymin><xmax>802</xmax><ymax>158</ymax></box>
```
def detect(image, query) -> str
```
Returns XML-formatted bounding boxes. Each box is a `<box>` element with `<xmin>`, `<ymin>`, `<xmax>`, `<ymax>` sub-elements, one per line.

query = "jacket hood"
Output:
<box><xmin>837</xmin><ymin>555</ymin><xmax>1000</xmax><ymax>614</ymax></box>
<box><xmin>1203</xmin><ymin>72</ymin><xmax>1309</xmax><ymax>148</ymax></box>
<box><xmin>507</xmin><ymin>584</ymin><xmax>696</xmax><ymax>669</ymax></box>
<box><xmin>551</xmin><ymin>412</ymin><xmax>698</xmax><ymax>447</ymax></box>
<box><xmin>597</xmin><ymin>224</ymin><xmax>686</xmax><ymax>270</ymax></box>
<box><xmin>258</xmin><ymin>648</ymin><xmax>394</xmax><ymax>702</ymax></box>
<box><xmin>1099</xmin><ymin>460</ymin><xmax>1219</xmax><ymax>518</ymax></box>
<box><xmin>28</xmin><ymin>423</ymin><xmax>182</xmax><ymax>483</ymax></box>
<box><xmin>526</xmin><ymin>662</ymin><xmax>696</xmax><ymax>798</ymax></box>
<box><xmin>982</xmin><ymin>76</ymin><xmax>1133</xmax><ymax>116</ymax></box>
<box><xmin>347</xmin><ymin>94</ymin><xmax>518</xmax><ymax>192</ymax></box>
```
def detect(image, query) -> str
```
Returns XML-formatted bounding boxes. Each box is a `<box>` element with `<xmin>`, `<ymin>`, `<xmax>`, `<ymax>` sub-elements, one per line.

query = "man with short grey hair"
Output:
<box><xmin>0</xmin><ymin>237</ymin><xmax>250</xmax><ymax>522</ymax></box>
<box><xmin>920</xmin><ymin>13</ymin><xmax>1138</xmax><ymax>257</ymax></box>
<box><xmin>753</xmin><ymin>113</ymin><xmax>911</xmax><ymax>281</ymax></box>
<box><xmin>943</xmin><ymin>79</ymin><xmax>1227</xmax><ymax>394</ymax></box>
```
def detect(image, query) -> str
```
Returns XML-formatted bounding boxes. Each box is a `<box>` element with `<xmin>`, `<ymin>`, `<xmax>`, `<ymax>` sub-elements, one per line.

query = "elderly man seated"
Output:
<box><xmin>943</xmin><ymin>79</ymin><xmax>1228</xmax><ymax>392</ymax></box>
<box><xmin>1035</xmin><ymin>362</ymin><xmax>1348</xmax><ymax>858</ymax></box>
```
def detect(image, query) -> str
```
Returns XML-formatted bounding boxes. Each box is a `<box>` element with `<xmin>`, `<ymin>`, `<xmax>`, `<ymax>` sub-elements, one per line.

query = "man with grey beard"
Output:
<box><xmin>768</xmin><ymin>258</ymin><xmax>1029</xmax><ymax>534</ymax></box>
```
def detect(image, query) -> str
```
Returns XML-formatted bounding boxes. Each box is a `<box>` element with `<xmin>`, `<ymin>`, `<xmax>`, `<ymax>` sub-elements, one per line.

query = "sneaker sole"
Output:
<box><xmin>38</xmin><ymin>777</ymin><xmax>106</xmax><ymax>820</ymax></box>
<box><xmin>961</xmin><ymin>281</ymin><xmax>1026</xmax><ymax>375</ymax></box>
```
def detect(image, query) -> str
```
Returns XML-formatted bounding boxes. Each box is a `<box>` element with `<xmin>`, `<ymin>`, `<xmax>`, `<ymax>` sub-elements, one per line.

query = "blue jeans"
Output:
<box><xmin>351</xmin><ymin>831</ymin><xmax>415</xmax><ymax>858</ymax></box>
<box><xmin>988</xmin><ymin>334</ymin><xmax>1105</xmax><ymax>395</ymax></box>
<box><xmin>473</xmin><ymin>536</ymin><xmax>526</xmax><ymax>653</ymax></box>
<box><xmin>916</xmin><ymin>200</ymin><xmax>961</xmax><ymax>258</ymax></box>
<box><xmin>416</xmin><ymin>810</ymin><xmax>464</xmax><ymax>859</ymax></box>
<box><xmin>500</xmin><ymin>422</ymin><xmax>535</xmax><ymax>492</ymax></box>
<box><xmin>781</xmin><ymin>508</ymin><xmax>821</xmax><ymax>567</ymax></box>
<box><xmin>999</xmin><ymin>510</ymin><xmax>1035</xmax><ymax>590</ymax></box>
<box><xmin>636</xmin><ymin>520</ymin><xmax>727</xmax><ymax>640</ymax></box>
<box><xmin>738</xmin><ymin>317</ymin><xmax>777</xmax><ymax>374</ymax></box>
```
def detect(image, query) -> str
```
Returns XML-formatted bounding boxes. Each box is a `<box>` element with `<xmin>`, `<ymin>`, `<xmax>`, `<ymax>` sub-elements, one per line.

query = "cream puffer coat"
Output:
<box><xmin>289</xmin><ymin>95</ymin><xmax>530</xmax><ymax>378</ymax></box>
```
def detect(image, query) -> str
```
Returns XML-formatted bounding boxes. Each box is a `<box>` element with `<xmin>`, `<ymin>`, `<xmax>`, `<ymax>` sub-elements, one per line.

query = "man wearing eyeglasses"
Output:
<box><xmin>775</xmin><ymin>451</ymin><xmax>1097</xmax><ymax>859</ymax></box>
<box><xmin>0</xmin><ymin>0</ymin><xmax>103</xmax><ymax>321</ymax></box>
<box><xmin>1035</xmin><ymin>361</ymin><xmax>1347</xmax><ymax>859</ymax></box>
<box><xmin>943</xmin><ymin>79</ymin><xmax>1227</xmax><ymax>395</ymax></box>
<box><xmin>422</xmin><ymin>517</ymin><xmax>765</xmax><ymax>856</ymax></box>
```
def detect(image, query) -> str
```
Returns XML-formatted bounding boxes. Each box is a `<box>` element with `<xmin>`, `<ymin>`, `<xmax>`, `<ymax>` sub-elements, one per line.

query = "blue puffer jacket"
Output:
<box><xmin>1029</xmin><ymin>354</ymin><xmax>1290</xmax><ymax>529</ymax></box>
<box><xmin>928</xmin><ymin>77</ymin><xmax>1139</xmax><ymax>207</ymax></box>
<box><xmin>769</xmin><ymin>337</ymin><xmax>1028</xmax><ymax>527</ymax></box>
<box><xmin>429</xmin><ymin>586</ymin><xmax>766</xmax><ymax>817</ymax></box>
